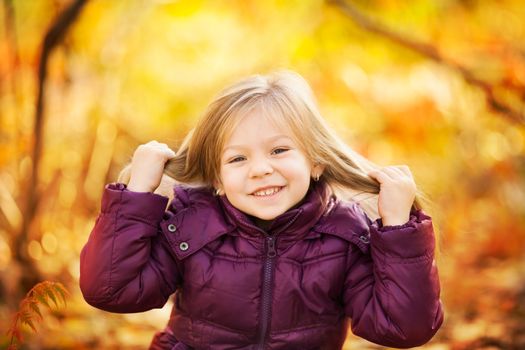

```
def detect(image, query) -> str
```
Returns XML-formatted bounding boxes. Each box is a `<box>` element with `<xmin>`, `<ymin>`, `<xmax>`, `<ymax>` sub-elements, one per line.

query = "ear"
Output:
<box><xmin>311</xmin><ymin>163</ymin><xmax>326</xmax><ymax>178</ymax></box>
<box><xmin>213</xmin><ymin>178</ymin><xmax>222</xmax><ymax>191</ymax></box>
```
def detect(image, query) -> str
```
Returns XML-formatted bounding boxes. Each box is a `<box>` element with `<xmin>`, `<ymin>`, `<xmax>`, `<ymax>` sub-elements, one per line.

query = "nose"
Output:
<box><xmin>248</xmin><ymin>157</ymin><xmax>273</xmax><ymax>178</ymax></box>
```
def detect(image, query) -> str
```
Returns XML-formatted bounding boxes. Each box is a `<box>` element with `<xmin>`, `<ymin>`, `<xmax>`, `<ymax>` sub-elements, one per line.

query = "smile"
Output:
<box><xmin>251</xmin><ymin>186</ymin><xmax>284</xmax><ymax>197</ymax></box>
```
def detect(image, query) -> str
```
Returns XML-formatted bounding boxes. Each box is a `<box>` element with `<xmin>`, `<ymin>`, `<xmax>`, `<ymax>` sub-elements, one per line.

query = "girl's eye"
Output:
<box><xmin>228</xmin><ymin>156</ymin><xmax>245</xmax><ymax>163</ymax></box>
<box><xmin>226</xmin><ymin>149</ymin><xmax>288</xmax><ymax>163</ymax></box>
<box><xmin>272</xmin><ymin>148</ymin><xmax>289</xmax><ymax>155</ymax></box>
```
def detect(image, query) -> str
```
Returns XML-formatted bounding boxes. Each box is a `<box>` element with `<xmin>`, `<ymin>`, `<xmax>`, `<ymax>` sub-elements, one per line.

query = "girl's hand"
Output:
<box><xmin>127</xmin><ymin>141</ymin><xmax>176</xmax><ymax>193</ymax></box>
<box><xmin>367</xmin><ymin>165</ymin><xmax>417</xmax><ymax>226</ymax></box>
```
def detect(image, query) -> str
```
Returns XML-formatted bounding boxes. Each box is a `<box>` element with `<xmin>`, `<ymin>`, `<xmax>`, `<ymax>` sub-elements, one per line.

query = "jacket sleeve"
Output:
<box><xmin>343</xmin><ymin>208</ymin><xmax>444</xmax><ymax>348</ymax></box>
<box><xmin>79</xmin><ymin>183</ymin><xmax>181</xmax><ymax>313</ymax></box>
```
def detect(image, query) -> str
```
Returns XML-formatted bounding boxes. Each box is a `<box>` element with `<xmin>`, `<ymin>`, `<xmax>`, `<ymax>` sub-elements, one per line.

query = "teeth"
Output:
<box><xmin>253</xmin><ymin>187</ymin><xmax>282</xmax><ymax>196</ymax></box>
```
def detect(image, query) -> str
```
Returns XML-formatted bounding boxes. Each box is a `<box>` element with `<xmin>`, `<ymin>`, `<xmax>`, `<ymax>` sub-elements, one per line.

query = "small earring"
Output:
<box><xmin>313</xmin><ymin>174</ymin><xmax>320</xmax><ymax>182</ymax></box>
<box><xmin>214</xmin><ymin>188</ymin><xmax>221</xmax><ymax>196</ymax></box>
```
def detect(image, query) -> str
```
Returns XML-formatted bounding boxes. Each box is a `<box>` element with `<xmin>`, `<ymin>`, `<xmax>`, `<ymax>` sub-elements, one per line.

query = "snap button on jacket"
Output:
<box><xmin>80</xmin><ymin>181</ymin><xmax>444</xmax><ymax>350</ymax></box>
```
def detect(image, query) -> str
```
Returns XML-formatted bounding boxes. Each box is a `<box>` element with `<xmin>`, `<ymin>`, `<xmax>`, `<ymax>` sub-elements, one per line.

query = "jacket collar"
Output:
<box><xmin>218</xmin><ymin>180</ymin><xmax>332</xmax><ymax>242</ymax></box>
<box><xmin>162</xmin><ymin>181</ymin><xmax>341</xmax><ymax>260</ymax></box>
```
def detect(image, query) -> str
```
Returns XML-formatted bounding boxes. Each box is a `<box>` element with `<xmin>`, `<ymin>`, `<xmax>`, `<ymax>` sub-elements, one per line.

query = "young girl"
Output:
<box><xmin>80</xmin><ymin>70</ymin><xmax>444</xmax><ymax>349</ymax></box>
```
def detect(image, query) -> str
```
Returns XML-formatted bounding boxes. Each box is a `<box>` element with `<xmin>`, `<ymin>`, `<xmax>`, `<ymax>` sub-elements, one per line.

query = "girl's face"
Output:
<box><xmin>217</xmin><ymin>110</ymin><xmax>322</xmax><ymax>221</ymax></box>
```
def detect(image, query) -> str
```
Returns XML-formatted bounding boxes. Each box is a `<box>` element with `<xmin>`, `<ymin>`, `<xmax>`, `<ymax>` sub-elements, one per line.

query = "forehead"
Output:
<box><xmin>223</xmin><ymin>134</ymin><xmax>294</xmax><ymax>153</ymax></box>
<box><xmin>222</xmin><ymin>110</ymin><xmax>296</xmax><ymax>151</ymax></box>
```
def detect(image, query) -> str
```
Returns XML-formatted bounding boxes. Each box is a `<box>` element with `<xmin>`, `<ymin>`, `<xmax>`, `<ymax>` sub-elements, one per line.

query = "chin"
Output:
<box><xmin>253</xmin><ymin>214</ymin><xmax>276</xmax><ymax>221</ymax></box>
<box><xmin>256</xmin><ymin>210</ymin><xmax>285</xmax><ymax>221</ymax></box>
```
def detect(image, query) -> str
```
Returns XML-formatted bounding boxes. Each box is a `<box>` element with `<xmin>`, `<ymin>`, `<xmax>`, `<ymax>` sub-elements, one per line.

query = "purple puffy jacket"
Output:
<box><xmin>80</xmin><ymin>180</ymin><xmax>444</xmax><ymax>349</ymax></box>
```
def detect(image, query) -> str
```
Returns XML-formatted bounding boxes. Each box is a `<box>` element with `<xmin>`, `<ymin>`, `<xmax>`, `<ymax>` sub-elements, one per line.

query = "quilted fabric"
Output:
<box><xmin>80</xmin><ymin>180</ymin><xmax>443</xmax><ymax>349</ymax></box>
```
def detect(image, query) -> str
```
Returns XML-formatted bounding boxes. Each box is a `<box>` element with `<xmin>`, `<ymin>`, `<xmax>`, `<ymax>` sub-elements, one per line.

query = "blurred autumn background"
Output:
<box><xmin>1</xmin><ymin>0</ymin><xmax>524</xmax><ymax>349</ymax></box>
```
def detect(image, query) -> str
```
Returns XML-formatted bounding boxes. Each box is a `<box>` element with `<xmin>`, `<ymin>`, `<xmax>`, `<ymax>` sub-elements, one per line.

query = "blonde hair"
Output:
<box><xmin>118</xmin><ymin>70</ymin><xmax>432</xmax><ymax>221</ymax></box>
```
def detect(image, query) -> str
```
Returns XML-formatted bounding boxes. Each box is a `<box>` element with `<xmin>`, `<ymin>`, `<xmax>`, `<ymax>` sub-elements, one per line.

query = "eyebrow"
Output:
<box><xmin>223</xmin><ymin>135</ymin><xmax>293</xmax><ymax>153</ymax></box>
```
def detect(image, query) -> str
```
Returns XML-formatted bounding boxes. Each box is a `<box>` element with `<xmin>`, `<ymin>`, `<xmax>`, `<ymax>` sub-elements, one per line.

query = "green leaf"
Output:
<box><xmin>19</xmin><ymin>310</ymin><xmax>31</xmax><ymax>322</ymax></box>
<box><xmin>51</xmin><ymin>283</ymin><xmax>68</xmax><ymax>306</ymax></box>
<box><xmin>28</xmin><ymin>299</ymin><xmax>43</xmax><ymax>320</ymax></box>
<box><xmin>34</xmin><ymin>292</ymin><xmax>50</xmax><ymax>308</ymax></box>
<box><xmin>21</xmin><ymin>317</ymin><xmax>37</xmax><ymax>332</ymax></box>
<box><xmin>44</xmin><ymin>286</ymin><xmax>58</xmax><ymax>308</ymax></box>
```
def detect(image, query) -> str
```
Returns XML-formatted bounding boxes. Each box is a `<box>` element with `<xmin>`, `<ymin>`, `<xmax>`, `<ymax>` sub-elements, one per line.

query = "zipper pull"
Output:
<box><xmin>267</xmin><ymin>236</ymin><xmax>276</xmax><ymax>258</ymax></box>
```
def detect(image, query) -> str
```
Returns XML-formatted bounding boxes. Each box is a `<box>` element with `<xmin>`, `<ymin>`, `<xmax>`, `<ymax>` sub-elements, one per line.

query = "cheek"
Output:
<box><xmin>282</xmin><ymin>158</ymin><xmax>311</xmax><ymax>178</ymax></box>
<box><xmin>220</xmin><ymin>167</ymin><xmax>243</xmax><ymax>190</ymax></box>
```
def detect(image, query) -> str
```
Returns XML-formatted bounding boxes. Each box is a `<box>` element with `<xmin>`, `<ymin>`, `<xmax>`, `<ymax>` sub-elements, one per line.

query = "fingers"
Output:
<box><xmin>143</xmin><ymin>140</ymin><xmax>176</xmax><ymax>158</ymax></box>
<box><xmin>393</xmin><ymin>165</ymin><xmax>412</xmax><ymax>177</ymax></box>
<box><xmin>383</xmin><ymin>166</ymin><xmax>411</xmax><ymax>179</ymax></box>
<box><xmin>368</xmin><ymin>165</ymin><xmax>413</xmax><ymax>183</ymax></box>
<box><xmin>367</xmin><ymin>169</ymin><xmax>389</xmax><ymax>183</ymax></box>
<box><xmin>164</xmin><ymin>148</ymin><xmax>176</xmax><ymax>158</ymax></box>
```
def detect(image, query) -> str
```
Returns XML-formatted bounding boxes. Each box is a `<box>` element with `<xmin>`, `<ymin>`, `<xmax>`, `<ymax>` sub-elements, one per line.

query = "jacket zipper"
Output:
<box><xmin>256</xmin><ymin>211</ymin><xmax>302</xmax><ymax>349</ymax></box>
<box><xmin>257</xmin><ymin>234</ymin><xmax>277</xmax><ymax>349</ymax></box>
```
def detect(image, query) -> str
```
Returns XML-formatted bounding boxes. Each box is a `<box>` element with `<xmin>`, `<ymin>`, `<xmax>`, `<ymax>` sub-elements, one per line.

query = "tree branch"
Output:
<box><xmin>329</xmin><ymin>0</ymin><xmax>525</xmax><ymax>125</ymax></box>
<box><xmin>14</xmin><ymin>0</ymin><xmax>88</xmax><ymax>294</ymax></box>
